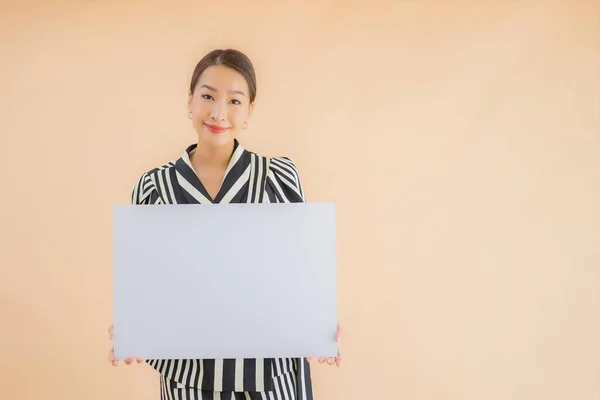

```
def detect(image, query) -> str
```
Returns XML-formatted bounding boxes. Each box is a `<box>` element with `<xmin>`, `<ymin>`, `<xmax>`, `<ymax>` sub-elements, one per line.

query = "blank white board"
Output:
<box><xmin>113</xmin><ymin>202</ymin><xmax>337</xmax><ymax>360</ymax></box>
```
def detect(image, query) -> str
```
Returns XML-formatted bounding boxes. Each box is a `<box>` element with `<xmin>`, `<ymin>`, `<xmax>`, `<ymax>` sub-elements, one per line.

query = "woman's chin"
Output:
<box><xmin>198</xmin><ymin>132</ymin><xmax>235</xmax><ymax>146</ymax></box>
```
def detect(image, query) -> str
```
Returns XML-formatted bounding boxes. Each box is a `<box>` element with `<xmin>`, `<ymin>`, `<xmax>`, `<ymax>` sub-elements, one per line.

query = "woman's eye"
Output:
<box><xmin>231</xmin><ymin>99</ymin><xmax>241</xmax><ymax>105</ymax></box>
<box><xmin>202</xmin><ymin>94</ymin><xmax>213</xmax><ymax>100</ymax></box>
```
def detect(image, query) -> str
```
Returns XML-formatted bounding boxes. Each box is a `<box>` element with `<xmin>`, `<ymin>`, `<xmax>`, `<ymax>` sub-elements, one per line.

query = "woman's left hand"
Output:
<box><xmin>308</xmin><ymin>324</ymin><xmax>342</xmax><ymax>367</ymax></box>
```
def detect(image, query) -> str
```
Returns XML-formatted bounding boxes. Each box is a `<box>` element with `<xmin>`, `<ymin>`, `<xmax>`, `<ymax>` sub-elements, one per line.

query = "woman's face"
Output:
<box><xmin>188</xmin><ymin>65</ymin><xmax>254</xmax><ymax>148</ymax></box>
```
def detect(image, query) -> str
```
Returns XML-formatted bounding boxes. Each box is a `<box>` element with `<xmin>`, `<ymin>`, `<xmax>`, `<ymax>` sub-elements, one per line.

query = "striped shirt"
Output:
<box><xmin>130</xmin><ymin>139</ymin><xmax>314</xmax><ymax>400</ymax></box>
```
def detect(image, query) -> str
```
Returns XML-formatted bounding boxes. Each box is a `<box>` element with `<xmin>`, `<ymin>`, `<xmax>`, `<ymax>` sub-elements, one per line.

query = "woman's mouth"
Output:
<box><xmin>204</xmin><ymin>123</ymin><xmax>229</xmax><ymax>134</ymax></box>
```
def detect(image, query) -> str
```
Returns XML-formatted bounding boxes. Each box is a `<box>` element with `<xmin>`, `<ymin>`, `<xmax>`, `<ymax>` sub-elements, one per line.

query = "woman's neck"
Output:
<box><xmin>191</xmin><ymin>139</ymin><xmax>235</xmax><ymax>169</ymax></box>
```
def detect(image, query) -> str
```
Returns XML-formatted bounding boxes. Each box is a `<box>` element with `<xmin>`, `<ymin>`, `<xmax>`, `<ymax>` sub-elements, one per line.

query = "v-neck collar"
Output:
<box><xmin>174</xmin><ymin>139</ymin><xmax>252</xmax><ymax>204</ymax></box>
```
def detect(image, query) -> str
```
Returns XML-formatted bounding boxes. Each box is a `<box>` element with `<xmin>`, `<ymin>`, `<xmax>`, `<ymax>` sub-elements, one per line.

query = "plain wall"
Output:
<box><xmin>1</xmin><ymin>1</ymin><xmax>599</xmax><ymax>399</ymax></box>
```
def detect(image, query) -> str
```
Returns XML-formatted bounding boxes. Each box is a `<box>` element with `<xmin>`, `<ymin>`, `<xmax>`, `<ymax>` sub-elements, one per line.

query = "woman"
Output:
<box><xmin>107</xmin><ymin>48</ymin><xmax>342</xmax><ymax>400</ymax></box>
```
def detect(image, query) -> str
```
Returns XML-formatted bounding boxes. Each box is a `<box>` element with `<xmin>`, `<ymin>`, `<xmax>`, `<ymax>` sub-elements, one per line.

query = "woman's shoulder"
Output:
<box><xmin>130</xmin><ymin>160</ymin><xmax>177</xmax><ymax>204</ymax></box>
<box><xmin>267</xmin><ymin>155</ymin><xmax>301</xmax><ymax>180</ymax></box>
<box><xmin>245</xmin><ymin>147</ymin><xmax>301</xmax><ymax>180</ymax></box>
<box><xmin>147</xmin><ymin>160</ymin><xmax>177</xmax><ymax>176</ymax></box>
<box><xmin>263</xmin><ymin>154</ymin><xmax>305</xmax><ymax>202</ymax></box>
<box><xmin>138</xmin><ymin>158</ymin><xmax>177</xmax><ymax>178</ymax></box>
<box><xmin>132</xmin><ymin>161</ymin><xmax>175</xmax><ymax>187</ymax></box>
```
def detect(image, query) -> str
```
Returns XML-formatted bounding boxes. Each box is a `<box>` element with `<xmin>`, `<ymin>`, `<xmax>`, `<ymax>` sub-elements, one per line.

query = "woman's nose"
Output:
<box><xmin>210</xmin><ymin>102</ymin><xmax>227</xmax><ymax>121</ymax></box>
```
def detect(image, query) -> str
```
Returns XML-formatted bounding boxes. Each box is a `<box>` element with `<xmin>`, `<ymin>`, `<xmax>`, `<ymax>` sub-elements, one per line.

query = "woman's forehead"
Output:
<box><xmin>197</xmin><ymin>65</ymin><xmax>248</xmax><ymax>93</ymax></box>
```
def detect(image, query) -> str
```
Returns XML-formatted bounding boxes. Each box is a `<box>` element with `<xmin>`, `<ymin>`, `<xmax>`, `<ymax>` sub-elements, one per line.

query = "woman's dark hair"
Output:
<box><xmin>189</xmin><ymin>49</ymin><xmax>257</xmax><ymax>103</ymax></box>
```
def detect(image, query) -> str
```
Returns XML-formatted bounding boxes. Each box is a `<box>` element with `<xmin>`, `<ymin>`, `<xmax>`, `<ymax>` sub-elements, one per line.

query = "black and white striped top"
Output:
<box><xmin>130</xmin><ymin>139</ymin><xmax>314</xmax><ymax>399</ymax></box>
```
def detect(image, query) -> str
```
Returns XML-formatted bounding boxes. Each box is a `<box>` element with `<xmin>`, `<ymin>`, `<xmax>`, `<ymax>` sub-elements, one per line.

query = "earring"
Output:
<box><xmin>188</xmin><ymin>111</ymin><xmax>192</xmax><ymax>119</ymax></box>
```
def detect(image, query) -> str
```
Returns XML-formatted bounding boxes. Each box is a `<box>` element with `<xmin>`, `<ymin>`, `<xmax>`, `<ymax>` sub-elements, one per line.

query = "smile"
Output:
<box><xmin>204</xmin><ymin>123</ymin><xmax>229</xmax><ymax>134</ymax></box>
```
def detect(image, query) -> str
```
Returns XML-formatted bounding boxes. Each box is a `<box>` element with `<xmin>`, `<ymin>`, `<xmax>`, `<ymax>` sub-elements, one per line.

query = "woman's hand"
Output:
<box><xmin>308</xmin><ymin>324</ymin><xmax>342</xmax><ymax>367</ymax></box>
<box><xmin>108</xmin><ymin>324</ymin><xmax>144</xmax><ymax>366</ymax></box>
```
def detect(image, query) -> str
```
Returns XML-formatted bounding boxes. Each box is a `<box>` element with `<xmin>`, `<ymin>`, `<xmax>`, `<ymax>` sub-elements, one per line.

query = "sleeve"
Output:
<box><xmin>295</xmin><ymin>357</ymin><xmax>315</xmax><ymax>400</ymax></box>
<box><xmin>268</xmin><ymin>158</ymin><xmax>315</xmax><ymax>399</ymax></box>
<box><xmin>267</xmin><ymin>156</ymin><xmax>306</xmax><ymax>203</ymax></box>
<box><xmin>130</xmin><ymin>172</ymin><xmax>163</xmax><ymax>370</ymax></box>
<box><xmin>130</xmin><ymin>172</ymin><xmax>153</xmax><ymax>205</ymax></box>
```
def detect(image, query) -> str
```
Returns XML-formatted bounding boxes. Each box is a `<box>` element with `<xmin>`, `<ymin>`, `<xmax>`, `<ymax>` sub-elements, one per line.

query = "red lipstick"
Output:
<box><xmin>205</xmin><ymin>123</ymin><xmax>229</xmax><ymax>134</ymax></box>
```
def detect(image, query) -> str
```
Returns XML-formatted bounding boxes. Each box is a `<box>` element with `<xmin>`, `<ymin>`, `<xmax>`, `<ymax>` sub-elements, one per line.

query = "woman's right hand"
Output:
<box><xmin>108</xmin><ymin>324</ymin><xmax>144</xmax><ymax>366</ymax></box>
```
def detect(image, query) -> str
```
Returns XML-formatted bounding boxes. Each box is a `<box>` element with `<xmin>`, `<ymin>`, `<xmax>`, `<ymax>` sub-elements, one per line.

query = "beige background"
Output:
<box><xmin>1</xmin><ymin>0</ymin><xmax>599</xmax><ymax>399</ymax></box>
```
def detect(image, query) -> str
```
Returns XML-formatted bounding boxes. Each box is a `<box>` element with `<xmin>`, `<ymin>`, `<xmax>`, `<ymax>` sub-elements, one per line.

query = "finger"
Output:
<box><xmin>306</xmin><ymin>357</ymin><xmax>312</xmax><ymax>362</ymax></box>
<box><xmin>136</xmin><ymin>357</ymin><xmax>144</xmax><ymax>364</ymax></box>
<box><xmin>318</xmin><ymin>357</ymin><xmax>326</xmax><ymax>364</ymax></box>
<box><xmin>108</xmin><ymin>325</ymin><xmax>114</xmax><ymax>340</ymax></box>
<box><xmin>112</xmin><ymin>359</ymin><xmax>119</xmax><ymax>366</ymax></box>
<box><xmin>124</xmin><ymin>357</ymin><xmax>133</xmax><ymax>365</ymax></box>
<box><xmin>336</xmin><ymin>354</ymin><xmax>342</xmax><ymax>367</ymax></box>
<box><xmin>335</xmin><ymin>324</ymin><xmax>342</xmax><ymax>341</ymax></box>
